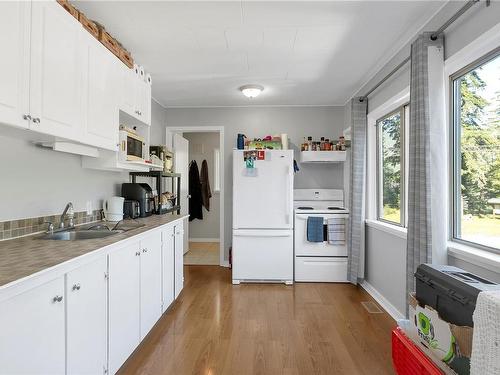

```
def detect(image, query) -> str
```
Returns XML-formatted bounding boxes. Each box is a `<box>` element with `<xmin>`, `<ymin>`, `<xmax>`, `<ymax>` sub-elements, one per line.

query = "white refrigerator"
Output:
<box><xmin>232</xmin><ymin>149</ymin><xmax>294</xmax><ymax>285</ymax></box>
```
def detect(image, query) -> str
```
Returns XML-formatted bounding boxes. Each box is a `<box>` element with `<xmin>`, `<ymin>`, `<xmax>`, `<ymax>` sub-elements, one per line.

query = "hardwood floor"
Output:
<box><xmin>184</xmin><ymin>242</ymin><xmax>220</xmax><ymax>265</ymax></box>
<box><xmin>118</xmin><ymin>266</ymin><xmax>396</xmax><ymax>375</ymax></box>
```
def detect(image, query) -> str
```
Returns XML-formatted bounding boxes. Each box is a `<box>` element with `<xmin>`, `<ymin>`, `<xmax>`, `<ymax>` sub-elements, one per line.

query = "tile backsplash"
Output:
<box><xmin>0</xmin><ymin>210</ymin><xmax>102</xmax><ymax>241</ymax></box>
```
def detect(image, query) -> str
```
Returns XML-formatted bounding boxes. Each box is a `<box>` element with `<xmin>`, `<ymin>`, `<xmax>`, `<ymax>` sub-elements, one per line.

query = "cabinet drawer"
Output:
<box><xmin>295</xmin><ymin>257</ymin><xmax>348</xmax><ymax>282</ymax></box>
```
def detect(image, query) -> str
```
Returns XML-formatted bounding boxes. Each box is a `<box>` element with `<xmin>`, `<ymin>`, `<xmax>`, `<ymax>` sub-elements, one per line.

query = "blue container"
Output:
<box><xmin>237</xmin><ymin>134</ymin><xmax>246</xmax><ymax>150</ymax></box>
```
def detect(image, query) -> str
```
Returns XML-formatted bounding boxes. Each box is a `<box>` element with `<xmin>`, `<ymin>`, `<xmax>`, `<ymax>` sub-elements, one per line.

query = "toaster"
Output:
<box><xmin>123</xmin><ymin>199</ymin><xmax>141</xmax><ymax>219</ymax></box>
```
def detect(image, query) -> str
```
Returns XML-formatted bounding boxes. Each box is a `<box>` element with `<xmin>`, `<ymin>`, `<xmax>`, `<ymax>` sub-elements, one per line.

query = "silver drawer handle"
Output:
<box><xmin>135</xmin><ymin>251</ymin><xmax>141</xmax><ymax>256</ymax></box>
<box><xmin>72</xmin><ymin>284</ymin><xmax>81</xmax><ymax>291</ymax></box>
<box><xmin>52</xmin><ymin>295</ymin><xmax>63</xmax><ymax>303</ymax></box>
<box><xmin>32</xmin><ymin>117</ymin><xmax>41</xmax><ymax>124</ymax></box>
<box><xmin>23</xmin><ymin>114</ymin><xmax>32</xmax><ymax>121</ymax></box>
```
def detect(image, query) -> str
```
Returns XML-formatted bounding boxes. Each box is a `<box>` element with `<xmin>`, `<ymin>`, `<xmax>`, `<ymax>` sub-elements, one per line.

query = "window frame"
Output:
<box><xmin>375</xmin><ymin>104</ymin><xmax>408</xmax><ymax>227</ymax></box>
<box><xmin>450</xmin><ymin>46</ymin><xmax>500</xmax><ymax>255</ymax></box>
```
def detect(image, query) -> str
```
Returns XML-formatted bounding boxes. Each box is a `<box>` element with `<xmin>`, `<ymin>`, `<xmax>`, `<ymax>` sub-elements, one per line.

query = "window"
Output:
<box><xmin>452</xmin><ymin>48</ymin><xmax>500</xmax><ymax>252</ymax></box>
<box><xmin>213</xmin><ymin>148</ymin><xmax>221</xmax><ymax>192</ymax></box>
<box><xmin>376</xmin><ymin>105</ymin><xmax>409</xmax><ymax>226</ymax></box>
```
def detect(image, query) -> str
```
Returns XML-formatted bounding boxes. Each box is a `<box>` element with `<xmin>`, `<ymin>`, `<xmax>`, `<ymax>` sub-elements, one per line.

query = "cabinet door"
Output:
<box><xmin>0</xmin><ymin>1</ymin><xmax>30</xmax><ymax>129</ymax></box>
<box><xmin>174</xmin><ymin>223</ymin><xmax>184</xmax><ymax>299</ymax></box>
<box><xmin>119</xmin><ymin>65</ymin><xmax>136</xmax><ymax>118</ymax></box>
<box><xmin>108</xmin><ymin>242</ymin><xmax>140</xmax><ymax>374</ymax></box>
<box><xmin>143</xmin><ymin>82</ymin><xmax>152</xmax><ymax>125</ymax></box>
<box><xmin>0</xmin><ymin>277</ymin><xmax>65</xmax><ymax>374</ymax></box>
<box><xmin>134</xmin><ymin>79</ymin><xmax>148</xmax><ymax>124</ymax></box>
<box><xmin>66</xmin><ymin>257</ymin><xmax>107</xmax><ymax>375</ymax></box>
<box><xmin>30</xmin><ymin>1</ymin><xmax>83</xmax><ymax>140</ymax></box>
<box><xmin>162</xmin><ymin>225</ymin><xmax>175</xmax><ymax>312</ymax></box>
<box><xmin>82</xmin><ymin>33</ymin><xmax>119</xmax><ymax>151</ymax></box>
<box><xmin>140</xmin><ymin>231</ymin><xmax>163</xmax><ymax>340</ymax></box>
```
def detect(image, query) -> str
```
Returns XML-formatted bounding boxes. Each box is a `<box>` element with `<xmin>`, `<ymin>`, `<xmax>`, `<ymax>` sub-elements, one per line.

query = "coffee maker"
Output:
<box><xmin>121</xmin><ymin>183</ymin><xmax>155</xmax><ymax>217</ymax></box>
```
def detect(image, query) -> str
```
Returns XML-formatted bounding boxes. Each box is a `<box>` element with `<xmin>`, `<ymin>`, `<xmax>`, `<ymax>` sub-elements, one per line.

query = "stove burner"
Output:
<box><xmin>328</xmin><ymin>207</ymin><xmax>344</xmax><ymax>210</ymax></box>
<box><xmin>297</xmin><ymin>206</ymin><xmax>314</xmax><ymax>210</ymax></box>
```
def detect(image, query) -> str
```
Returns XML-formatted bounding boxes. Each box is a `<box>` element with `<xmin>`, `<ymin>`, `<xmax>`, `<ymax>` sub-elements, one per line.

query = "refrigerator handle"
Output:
<box><xmin>285</xmin><ymin>166</ymin><xmax>291</xmax><ymax>224</ymax></box>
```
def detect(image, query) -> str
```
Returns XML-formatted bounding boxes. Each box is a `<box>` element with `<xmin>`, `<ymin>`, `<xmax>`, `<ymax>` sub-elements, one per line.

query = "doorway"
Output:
<box><xmin>166</xmin><ymin>126</ymin><xmax>225</xmax><ymax>267</ymax></box>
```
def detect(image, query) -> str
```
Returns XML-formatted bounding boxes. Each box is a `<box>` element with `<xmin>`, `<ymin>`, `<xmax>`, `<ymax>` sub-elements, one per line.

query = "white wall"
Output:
<box><xmin>163</xmin><ymin>106</ymin><xmax>346</xmax><ymax>260</ymax></box>
<box><xmin>0</xmin><ymin>135</ymin><xmax>128</xmax><ymax>221</ymax></box>
<box><xmin>348</xmin><ymin>1</ymin><xmax>500</xmax><ymax>316</ymax></box>
<box><xmin>0</xmin><ymin>99</ymin><xmax>167</xmax><ymax>222</ymax></box>
<box><xmin>184</xmin><ymin>132</ymin><xmax>220</xmax><ymax>240</ymax></box>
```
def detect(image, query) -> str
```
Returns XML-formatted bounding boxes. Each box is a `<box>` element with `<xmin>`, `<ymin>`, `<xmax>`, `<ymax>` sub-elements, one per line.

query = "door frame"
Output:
<box><xmin>166</xmin><ymin>126</ymin><xmax>226</xmax><ymax>267</ymax></box>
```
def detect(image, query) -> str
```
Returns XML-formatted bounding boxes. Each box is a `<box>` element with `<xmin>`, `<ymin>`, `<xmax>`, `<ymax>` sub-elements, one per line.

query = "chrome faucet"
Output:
<box><xmin>59</xmin><ymin>202</ymin><xmax>75</xmax><ymax>229</ymax></box>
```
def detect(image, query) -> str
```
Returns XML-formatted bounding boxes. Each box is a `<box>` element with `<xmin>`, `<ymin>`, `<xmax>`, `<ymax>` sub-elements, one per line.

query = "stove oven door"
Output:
<box><xmin>294</xmin><ymin>214</ymin><xmax>348</xmax><ymax>257</ymax></box>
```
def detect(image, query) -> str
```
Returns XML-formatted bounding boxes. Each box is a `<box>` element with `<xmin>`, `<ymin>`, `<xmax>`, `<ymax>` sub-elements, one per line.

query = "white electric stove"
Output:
<box><xmin>294</xmin><ymin>189</ymin><xmax>349</xmax><ymax>282</ymax></box>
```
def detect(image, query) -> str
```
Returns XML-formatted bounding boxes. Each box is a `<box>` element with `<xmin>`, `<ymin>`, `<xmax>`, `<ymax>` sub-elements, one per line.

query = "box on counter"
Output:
<box><xmin>247</xmin><ymin>140</ymin><xmax>282</xmax><ymax>150</ymax></box>
<box><xmin>408</xmin><ymin>293</ymin><xmax>473</xmax><ymax>375</ymax></box>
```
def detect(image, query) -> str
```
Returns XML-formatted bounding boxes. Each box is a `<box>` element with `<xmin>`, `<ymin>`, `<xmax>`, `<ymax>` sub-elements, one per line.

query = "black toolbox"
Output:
<box><xmin>415</xmin><ymin>264</ymin><xmax>500</xmax><ymax>327</ymax></box>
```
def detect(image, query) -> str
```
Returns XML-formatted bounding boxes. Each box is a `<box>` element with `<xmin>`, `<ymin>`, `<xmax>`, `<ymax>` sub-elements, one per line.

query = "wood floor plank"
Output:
<box><xmin>118</xmin><ymin>266</ymin><xmax>396</xmax><ymax>375</ymax></box>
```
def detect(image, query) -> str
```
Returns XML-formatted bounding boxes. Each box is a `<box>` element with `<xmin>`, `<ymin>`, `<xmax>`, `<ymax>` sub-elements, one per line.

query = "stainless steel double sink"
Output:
<box><xmin>39</xmin><ymin>222</ymin><xmax>144</xmax><ymax>241</ymax></box>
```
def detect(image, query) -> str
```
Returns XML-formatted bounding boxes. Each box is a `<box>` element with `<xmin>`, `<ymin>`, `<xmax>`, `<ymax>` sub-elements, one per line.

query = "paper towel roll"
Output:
<box><xmin>281</xmin><ymin>133</ymin><xmax>288</xmax><ymax>150</ymax></box>
<box><xmin>146</xmin><ymin>73</ymin><xmax>152</xmax><ymax>86</ymax></box>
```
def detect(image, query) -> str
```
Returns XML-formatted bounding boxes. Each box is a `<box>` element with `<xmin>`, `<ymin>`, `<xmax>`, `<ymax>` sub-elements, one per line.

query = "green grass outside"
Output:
<box><xmin>462</xmin><ymin>215</ymin><xmax>500</xmax><ymax>237</ymax></box>
<box><xmin>382</xmin><ymin>206</ymin><xmax>401</xmax><ymax>224</ymax></box>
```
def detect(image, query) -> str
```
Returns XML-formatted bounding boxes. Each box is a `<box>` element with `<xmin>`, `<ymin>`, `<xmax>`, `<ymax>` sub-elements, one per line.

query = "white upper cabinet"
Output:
<box><xmin>66</xmin><ymin>257</ymin><xmax>107</xmax><ymax>375</ymax></box>
<box><xmin>120</xmin><ymin>67</ymin><xmax>152</xmax><ymax>126</ymax></box>
<box><xmin>29</xmin><ymin>1</ymin><xmax>83</xmax><ymax>140</ymax></box>
<box><xmin>0</xmin><ymin>1</ymin><xmax>30</xmax><ymax>129</ymax></box>
<box><xmin>81</xmin><ymin>32</ymin><xmax>119</xmax><ymax>151</ymax></box>
<box><xmin>0</xmin><ymin>276</ymin><xmax>65</xmax><ymax>374</ymax></box>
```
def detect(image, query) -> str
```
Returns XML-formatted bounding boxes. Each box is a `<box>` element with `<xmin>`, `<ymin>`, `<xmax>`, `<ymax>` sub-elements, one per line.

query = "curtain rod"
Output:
<box><xmin>359</xmin><ymin>0</ymin><xmax>484</xmax><ymax>101</ymax></box>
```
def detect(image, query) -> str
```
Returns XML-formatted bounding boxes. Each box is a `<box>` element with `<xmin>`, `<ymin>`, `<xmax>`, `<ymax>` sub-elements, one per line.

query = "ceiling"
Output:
<box><xmin>75</xmin><ymin>1</ymin><xmax>444</xmax><ymax>108</ymax></box>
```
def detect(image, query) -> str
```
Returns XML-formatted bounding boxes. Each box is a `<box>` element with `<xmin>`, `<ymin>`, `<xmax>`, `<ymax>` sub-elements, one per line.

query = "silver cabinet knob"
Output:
<box><xmin>135</xmin><ymin>251</ymin><xmax>141</xmax><ymax>256</ymax></box>
<box><xmin>32</xmin><ymin>117</ymin><xmax>41</xmax><ymax>124</ymax></box>
<box><xmin>142</xmin><ymin>248</ymin><xmax>148</xmax><ymax>253</ymax></box>
<box><xmin>23</xmin><ymin>114</ymin><xmax>32</xmax><ymax>121</ymax></box>
<box><xmin>72</xmin><ymin>284</ymin><xmax>81</xmax><ymax>291</ymax></box>
<box><xmin>52</xmin><ymin>295</ymin><xmax>63</xmax><ymax>303</ymax></box>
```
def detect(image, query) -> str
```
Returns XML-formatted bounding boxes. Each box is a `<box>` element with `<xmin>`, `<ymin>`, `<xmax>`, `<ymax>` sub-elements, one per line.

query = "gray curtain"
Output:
<box><xmin>347</xmin><ymin>98</ymin><xmax>367</xmax><ymax>285</ymax></box>
<box><xmin>406</xmin><ymin>33</ymin><xmax>445</xmax><ymax>302</ymax></box>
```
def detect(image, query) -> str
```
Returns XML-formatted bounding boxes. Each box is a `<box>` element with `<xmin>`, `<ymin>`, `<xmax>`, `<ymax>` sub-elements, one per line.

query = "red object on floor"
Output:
<box><xmin>392</xmin><ymin>327</ymin><xmax>443</xmax><ymax>375</ymax></box>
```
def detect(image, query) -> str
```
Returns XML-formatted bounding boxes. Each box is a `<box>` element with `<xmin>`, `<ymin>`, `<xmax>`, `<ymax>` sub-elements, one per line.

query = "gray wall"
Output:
<box><xmin>350</xmin><ymin>2</ymin><xmax>500</xmax><ymax>316</ymax></box>
<box><xmin>184</xmin><ymin>132</ymin><xmax>220</xmax><ymax>240</ymax></box>
<box><xmin>164</xmin><ymin>106</ymin><xmax>346</xmax><ymax>259</ymax></box>
<box><xmin>0</xmin><ymin>99</ymin><xmax>167</xmax><ymax>222</ymax></box>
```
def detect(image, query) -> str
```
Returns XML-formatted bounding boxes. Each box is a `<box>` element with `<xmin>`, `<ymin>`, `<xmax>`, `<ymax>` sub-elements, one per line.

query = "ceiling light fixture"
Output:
<box><xmin>239</xmin><ymin>84</ymin><xmax>264</xmax><ymax>98</ymax></box>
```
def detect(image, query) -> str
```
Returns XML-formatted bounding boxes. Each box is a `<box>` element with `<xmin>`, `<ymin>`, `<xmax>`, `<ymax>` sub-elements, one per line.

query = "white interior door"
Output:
<box><xmin>174</xmin><ymin>133</ymin><xmax>189</xmax><ymax>253</ymax></box>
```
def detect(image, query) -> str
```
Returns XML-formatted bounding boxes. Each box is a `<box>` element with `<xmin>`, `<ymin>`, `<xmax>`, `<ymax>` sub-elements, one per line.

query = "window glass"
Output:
<box><xmin>453</xmin><ymin>51</ymin><xmax>500</xmax><ymax>251</ymax></box>
<box><xmin>377</xmin><ymin>107</ymin><xmax>405</xmax><ymax>226</ymax></box>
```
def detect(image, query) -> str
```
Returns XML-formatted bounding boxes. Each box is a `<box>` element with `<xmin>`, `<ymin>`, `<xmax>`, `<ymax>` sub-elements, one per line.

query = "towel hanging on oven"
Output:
<box><xmin>327</xmin><ymin>218</ymin><xmax>345</xmax><ymax>244</ymax></box>
<box><xmin>306</xmin><ymin>217</ymin><xmax>324</xmax><ymax>242</ymax></box>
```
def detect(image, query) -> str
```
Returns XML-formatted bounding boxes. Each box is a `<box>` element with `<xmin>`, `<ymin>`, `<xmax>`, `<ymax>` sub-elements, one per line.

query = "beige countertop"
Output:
<box><xmin>0</xmin><ymin>215</ymin><xmax>187</xmax><ymax>288</ymax></box>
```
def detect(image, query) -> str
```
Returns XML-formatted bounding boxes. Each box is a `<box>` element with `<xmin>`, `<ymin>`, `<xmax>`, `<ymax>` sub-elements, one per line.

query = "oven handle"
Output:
<box><xmin>233</xmin><ymin>230</ymin><xmax>292</xmax><ymax>237</ymax></box>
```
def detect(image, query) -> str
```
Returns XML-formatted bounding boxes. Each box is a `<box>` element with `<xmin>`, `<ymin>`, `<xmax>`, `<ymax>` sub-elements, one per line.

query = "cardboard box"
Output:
<box><xmin>409</xmin><ymin>293</ymin><xmax>473</xmax><ymax>374</ymax></box>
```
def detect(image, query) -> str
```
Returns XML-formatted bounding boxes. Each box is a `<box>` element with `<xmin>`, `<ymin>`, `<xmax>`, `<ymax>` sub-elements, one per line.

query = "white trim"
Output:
<box><xmin>365</xmin><ymin>219</ymin><xmax>407</xmax><ymax>240</ymax></box>
<box><xmin>445</xmin><ymin>21</ymin><xmax>500</xmax><ymax>77</ymax></box>
<box><xmin>220</xmin><ymin>260</ymin><xmax>230</xmax><ymax>268</ymax></box>
<box><xmin>366</xmin><ymin>88</ymin><xmax>410</xmax><ymax>221</ymax></box>
<box><xmin>360</xmin><ymin>281</ymin><xmax>405</xmax><ymax>321</ymax></box>
<box><xmin>188</xmin><ymin>238</ymin><xmax>220</xmax><ymax>243</ymax></box>
<box><xmin>166</xmin><ymin>126</ymin><xmax>226</xmax><ymax>268</ymax></box>
<box><xmin>448</xmin><ymin>242</ymin><xmax>500</xmax><ymax>274</ymax></box>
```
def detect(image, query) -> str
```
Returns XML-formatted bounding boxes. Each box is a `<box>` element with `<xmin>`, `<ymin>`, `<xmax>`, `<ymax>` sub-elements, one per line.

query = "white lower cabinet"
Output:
<box><xmin>66</xmin><ymin>257</ymin><xmax>107</xmax><ymax>375</ymax></box>
<box><xmin>0</xmin><ymin>221</ymin><xmax>184</xmax><ymax>375</ymax></box>
<box><xmin>174</xmin><ymin>223</ymin><xmax>184</xmax><ymax>299</ymax></box>
<box><xmin>108</xmin><ymin>241</ymin><xmax>141</xmax><ymax>374</ymax></box>
<box><xmin>161</xmin><ymin>224</ymin><xmax>175</xmax><ymax>312</ymax></box>
<box><xmin>139</xmin><ymin>231</ymin><xmax>163</xmax><ymax>340</ymax></box>
<box><xmin>0</xmin><ymin>277</ymin><xmax>65</xmax><ymax>374</ymax></box>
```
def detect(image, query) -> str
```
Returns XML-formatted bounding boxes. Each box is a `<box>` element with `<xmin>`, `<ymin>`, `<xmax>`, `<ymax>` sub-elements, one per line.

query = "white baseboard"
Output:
<box><xmin>360</xmin><ymin>281</ymin><xmax>405</xmax><ymax>321</ymax></box>
<box><xmin>189</xmin><ymin>237</ymin><xmax>220</xmax><ymax>242</ymax></box>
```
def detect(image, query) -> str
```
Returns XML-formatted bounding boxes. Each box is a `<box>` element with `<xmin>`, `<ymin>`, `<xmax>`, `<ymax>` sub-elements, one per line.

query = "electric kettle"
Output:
<box><xmin>103</xmin><ymin>196</ymin><xmax>125</xmax><ymax>222</ymax></box>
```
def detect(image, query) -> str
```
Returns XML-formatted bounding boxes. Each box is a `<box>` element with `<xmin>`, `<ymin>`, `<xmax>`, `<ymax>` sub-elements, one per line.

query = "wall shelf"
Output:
<box><xmin>129</xmin><ymin>171</ymin><xmax>181</xmax><ymax>215</ymax></box>
<box><xmin>299</xmin><ymin>151</ymin><xmax>347</xmax><ymax>163</ymax></box>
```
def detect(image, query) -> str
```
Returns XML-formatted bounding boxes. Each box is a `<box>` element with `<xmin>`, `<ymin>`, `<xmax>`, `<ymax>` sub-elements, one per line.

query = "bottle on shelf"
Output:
<box><xmin>325</xmin><ymin>138</ymin><xmax>330</xmax><ymax>151</ymax></box>
<box><xmin>320</xmin><ymin>137</ymin><xmax>325</xmax><ymax>151</ymax></box>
